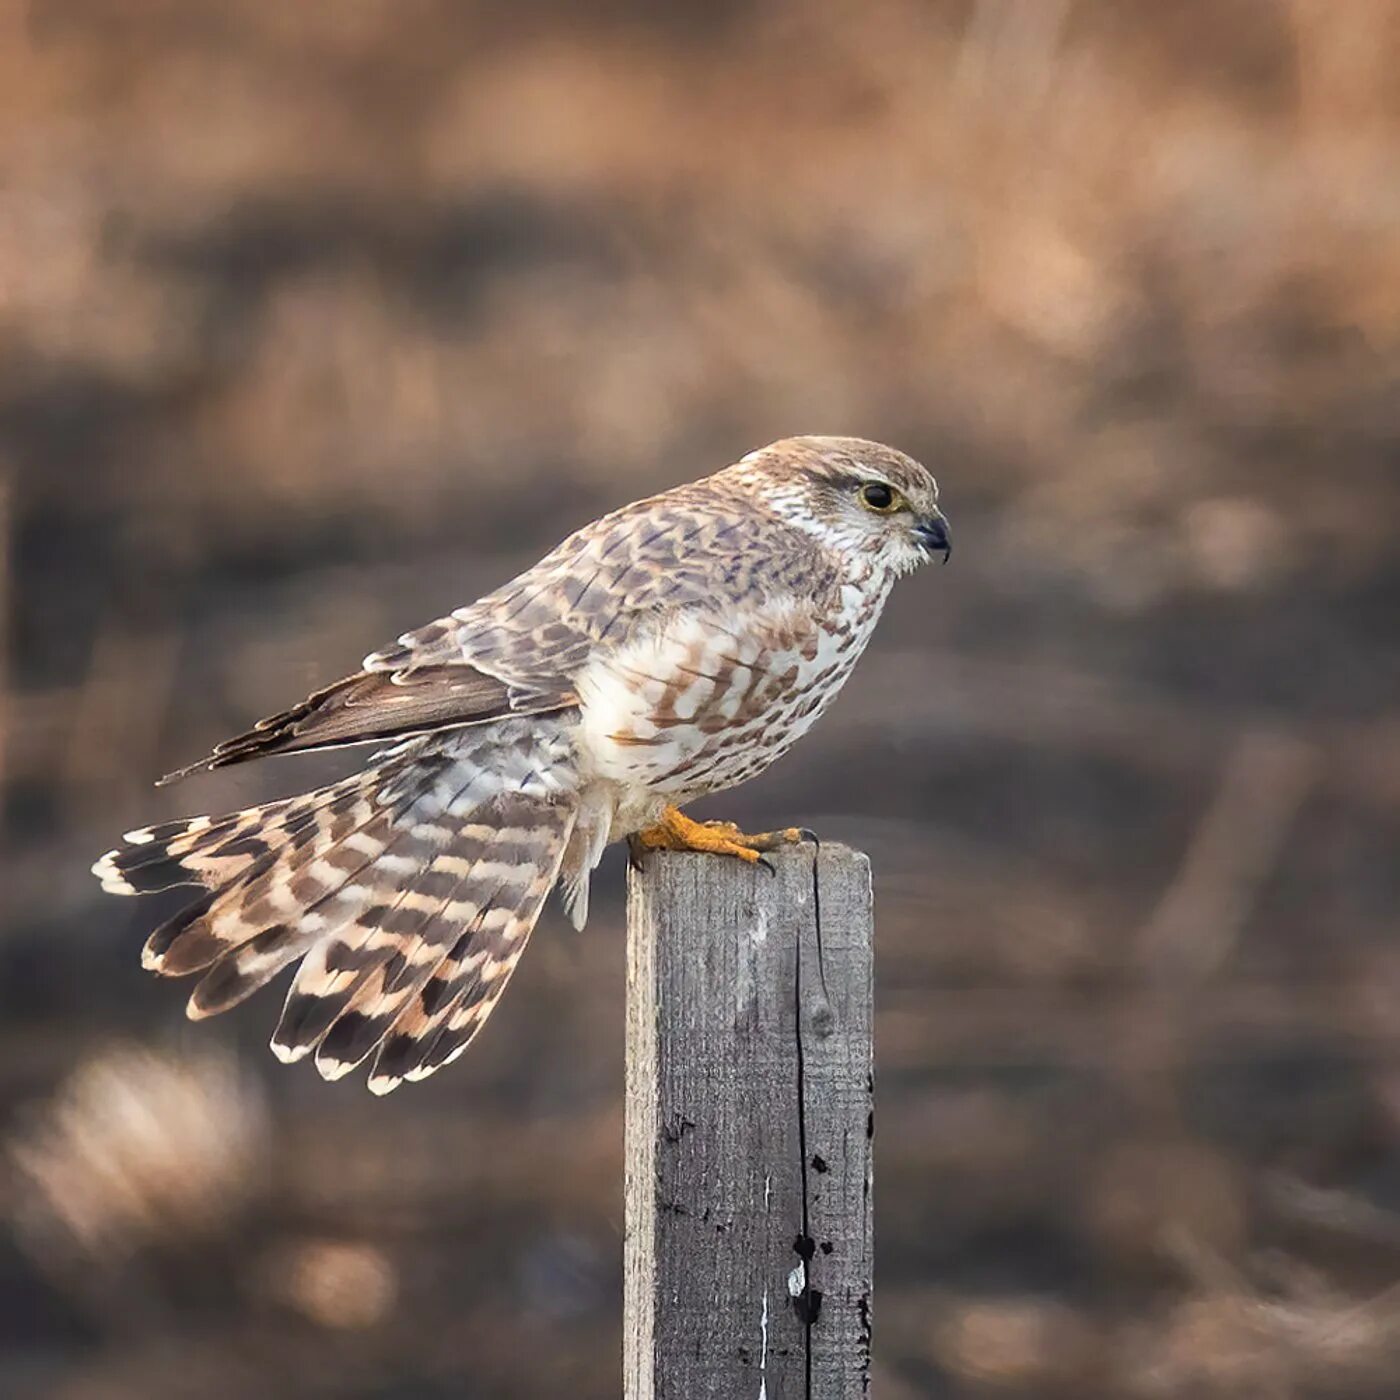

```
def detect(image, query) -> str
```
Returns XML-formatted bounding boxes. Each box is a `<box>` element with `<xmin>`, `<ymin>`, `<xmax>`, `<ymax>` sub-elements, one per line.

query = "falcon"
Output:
<box><xmin>93</xmin><ymin>436</ymin><xmax>950</xmax><ymax>1092</ymax></box>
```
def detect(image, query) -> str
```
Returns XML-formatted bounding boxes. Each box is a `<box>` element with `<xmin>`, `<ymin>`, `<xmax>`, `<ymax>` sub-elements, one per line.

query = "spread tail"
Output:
<box><xmin>93</xmin><ymin>722</ymin><xmax>579</xmax><ymax>1089</ymax></box>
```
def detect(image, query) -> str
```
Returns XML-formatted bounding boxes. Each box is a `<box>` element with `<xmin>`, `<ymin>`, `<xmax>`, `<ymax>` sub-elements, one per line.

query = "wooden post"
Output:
<box><xmin>624</xmin><ymin>844</ymin><xmax>874</xmax><ymax>1399</ymax></box>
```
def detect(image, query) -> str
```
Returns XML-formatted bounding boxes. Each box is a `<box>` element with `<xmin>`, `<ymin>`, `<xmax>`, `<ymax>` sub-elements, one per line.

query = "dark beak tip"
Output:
<box><xmin>918</xmin><ymin>515</ymin><xmax>951</xmax><ymax>563</ymax></box>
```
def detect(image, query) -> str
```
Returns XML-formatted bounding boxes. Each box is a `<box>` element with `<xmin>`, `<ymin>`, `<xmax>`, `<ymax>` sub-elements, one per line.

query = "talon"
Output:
<box><xmin>719</xmin><ymin>843</ymin><xmax>763</xmax><ymax>865</ymax></box>
<box><xmin>632</xmin><ymin>807</ymin><xmax>812</xmax><ymax>867</ymax></box>
<box><xmin>744</xmin><ymin>825</ymin><xmax>813</xmax><ymax>852</ymax></box>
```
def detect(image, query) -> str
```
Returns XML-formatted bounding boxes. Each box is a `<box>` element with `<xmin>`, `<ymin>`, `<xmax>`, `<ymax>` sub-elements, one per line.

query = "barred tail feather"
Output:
<box><xmin>92</xmin><ymin>721</ymin><xmax>581</xmax><ymax>1090</ymax></box>
<box><xmin>90</xmin><ymin>777</ymin><xmax>364</xmax><ymax>897</ymax></box>
<box><xmin>269</xmin><ymin>794</ymin><xmax>571</xmax><ymax>1073</ymax></box>
<box><xmin>146</xmin><ymin>758</ymin><xmax>446</xmax><ymax>981</ymax></box>
<box><xmin>182</xmin><ymin>782</ymin><xmax>441</xmax><ymax>1015</ymax></box>
<box><xmin>363</xmin><ymin>808</ymin><xmax>574</xmax><ymax>1094</ymax></box>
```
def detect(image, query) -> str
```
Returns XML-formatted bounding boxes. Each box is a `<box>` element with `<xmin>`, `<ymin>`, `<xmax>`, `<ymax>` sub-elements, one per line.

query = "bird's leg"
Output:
<box><xmin>631</xmin><ymin>806</ymin><xmax>810</xmax><ymax>866</ymax></box>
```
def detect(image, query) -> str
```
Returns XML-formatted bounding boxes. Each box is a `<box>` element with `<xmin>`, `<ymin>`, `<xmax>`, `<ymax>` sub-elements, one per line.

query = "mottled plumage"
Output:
<box><xmin>94</xmin><ymin>436</ymin><xmax>949</xmax><ymax>1091</ymax></box>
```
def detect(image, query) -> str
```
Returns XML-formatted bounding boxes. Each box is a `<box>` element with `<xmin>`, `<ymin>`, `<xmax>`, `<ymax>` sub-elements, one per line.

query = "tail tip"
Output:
<box><xmin>315</xmin><ymin>1055</ymin><xmax>357</xmax><ymax>1083</ymax></box>
<box><xmin>185</xmin><ymin>996</ymin><xmax>214</xmax><ymax>1022</ymax></box>
<box><xmin>269</xmin><ymin>1038</ymin><xmax>310</xmax><ymax>1065</ymax></box>
<box><xmin>92</xmin><ymin>852</ymin><xmax>136</xmax><ymax>895</ymax></box>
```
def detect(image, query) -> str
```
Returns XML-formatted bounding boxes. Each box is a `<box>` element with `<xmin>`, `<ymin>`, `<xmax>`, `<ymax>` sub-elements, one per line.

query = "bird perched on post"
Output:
<box><xmin>93</xmin><ymin>436</ymin><xmax>949</xmax><ymax>1092</ymax></box>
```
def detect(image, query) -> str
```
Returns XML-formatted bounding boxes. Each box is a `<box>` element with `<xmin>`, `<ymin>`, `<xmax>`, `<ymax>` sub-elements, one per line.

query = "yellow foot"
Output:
<box><xmin>631</xmin><ymin>807</ymin><xmax>812</xmax><ymax>868</ymax></box>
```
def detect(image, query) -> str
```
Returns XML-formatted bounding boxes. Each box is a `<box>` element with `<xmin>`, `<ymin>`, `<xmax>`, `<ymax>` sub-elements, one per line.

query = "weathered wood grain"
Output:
<box><xmin>624</xmin><ymin>844</ymin><xmax>874</xmax><ymax>1399</ymax></box>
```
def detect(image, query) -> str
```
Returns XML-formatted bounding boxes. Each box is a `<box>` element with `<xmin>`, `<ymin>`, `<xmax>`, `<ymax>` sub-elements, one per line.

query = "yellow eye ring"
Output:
<box><xmin>859</xmin><ymin>481</ymin><xmax>901</xmax><ymax>513</ymax></box>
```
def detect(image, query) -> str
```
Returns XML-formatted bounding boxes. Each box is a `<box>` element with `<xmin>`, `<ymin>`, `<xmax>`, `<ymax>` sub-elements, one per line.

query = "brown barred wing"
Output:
<box><xmin>157</xmin><ymin>666</ymin><xmax>577</xmax><ymax>783</ymax></box>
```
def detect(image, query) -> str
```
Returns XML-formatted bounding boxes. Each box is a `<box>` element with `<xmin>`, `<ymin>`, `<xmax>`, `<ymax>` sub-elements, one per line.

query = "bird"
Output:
<box><xmin>92</xmin><ymin>436</ymin><xmax>950</xmax><ymax>1093</ymax></box>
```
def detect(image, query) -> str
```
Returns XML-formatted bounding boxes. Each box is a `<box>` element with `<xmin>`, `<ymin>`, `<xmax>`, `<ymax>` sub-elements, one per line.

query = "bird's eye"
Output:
<box><xmin>859</xmin><ymin>481</ymin><xmax>899</xmax><ymax>513</ymax></box>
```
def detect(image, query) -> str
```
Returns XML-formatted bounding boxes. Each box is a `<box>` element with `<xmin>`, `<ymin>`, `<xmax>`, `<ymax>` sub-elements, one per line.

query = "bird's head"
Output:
<box><xmin>729</xmin><ymin>435</ymin><xmax>949</xmax><ymax>576</ymax></box>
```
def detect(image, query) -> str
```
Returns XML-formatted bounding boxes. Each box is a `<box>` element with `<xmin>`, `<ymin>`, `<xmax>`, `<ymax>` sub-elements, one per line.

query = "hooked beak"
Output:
<box><xmin>915</xmin><ymin>511</ymin><xmax>951</xmax><ymax>564</ymax></box>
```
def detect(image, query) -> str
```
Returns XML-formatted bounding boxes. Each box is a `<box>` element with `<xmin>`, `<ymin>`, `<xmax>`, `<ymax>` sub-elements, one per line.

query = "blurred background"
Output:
<box><xmin>3</xmin><ymin>0</ymin><xmax>1400</xmax><ymax>1395</ymax></box>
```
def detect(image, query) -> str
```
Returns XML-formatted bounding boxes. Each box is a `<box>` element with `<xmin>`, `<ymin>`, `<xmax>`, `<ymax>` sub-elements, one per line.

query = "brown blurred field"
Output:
<box><xmin>3</xmin><ymin>1</ymin><xmax>1400</xmax><ymax>1396</ymax></box>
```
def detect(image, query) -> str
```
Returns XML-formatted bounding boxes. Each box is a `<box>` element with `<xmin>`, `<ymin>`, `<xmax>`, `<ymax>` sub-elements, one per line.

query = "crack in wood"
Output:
<box><xmin>624</xmin><ymin>846</ymin><xmax>872</xmax><ymax>1398</ymax></box>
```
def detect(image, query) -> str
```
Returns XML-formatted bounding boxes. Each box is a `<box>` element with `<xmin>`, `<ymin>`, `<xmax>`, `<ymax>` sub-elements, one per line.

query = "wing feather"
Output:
<box><xmin>160</xmin><ymin>666</ymin><xmax>576</xmax><ymax>783</ymax></box>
